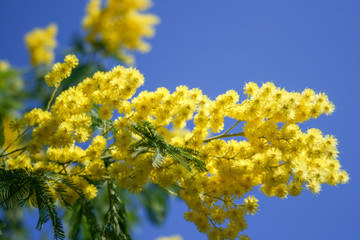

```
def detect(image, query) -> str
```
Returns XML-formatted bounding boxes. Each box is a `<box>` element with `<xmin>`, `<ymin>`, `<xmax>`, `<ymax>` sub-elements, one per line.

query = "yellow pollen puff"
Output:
<box><xmin>83</xmin><ymin>0</ymin><xmax>160</xmax><ymax>59</ymax></box>
<box><xmin>44</xmin><ymin>54</ymin><xmax>79</xmax><ymax>87</ymax></box>
<box><xmin>25</xmin><ymin>23</ymin><xmax>57</xmax><ymax>66</ymax></box>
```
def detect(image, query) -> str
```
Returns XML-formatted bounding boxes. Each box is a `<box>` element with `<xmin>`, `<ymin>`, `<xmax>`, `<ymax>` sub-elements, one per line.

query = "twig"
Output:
<box><xmin>0</xmin><ymin>146</ymin><xmax>27</xmax><ymax>158</ymax></box>
<box><xmin>159</xmin><ymin>186</ymin><xmax>178</xmax><ymax>197</ymax></box>
<box><xmin>46</xmin><ymin>86</ymin><xmax>59</xmax><ymax>111</ymax></box>
<box><xmin>203</xmin><ymin>132</ymin><xmax>245</xmax><ymax>143</ymax></box>
<box><xmin>224</xmin><ymin>120</ymin><xmax>242</xmax><ymax>135</ymax></box>
<box><xmin>102</xmin><ymin>122</ymin><xmax>116</xmax><ymax>136</ymax></box>
<box><xmin>0</xmin><ymin>126</ymin><xmax>31</xmax><ymax>156</ymax></box>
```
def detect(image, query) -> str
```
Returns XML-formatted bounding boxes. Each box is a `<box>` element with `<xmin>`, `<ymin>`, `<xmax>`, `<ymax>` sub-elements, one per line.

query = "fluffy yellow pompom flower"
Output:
<box><xmin>242</xmin><ymin>195</ymin><xmax>259</xmax><ymax>215</ymax></box>
<box><xmin>25</xmin><ymin>23</ymin><xmax>57</xmax><ymax>66</ymax></box>
<box><xmin>44</xmin><ymin>54</ymin><xmax>79</xmax><ymax>87</ymax></box>
<box><xmin>23</xmin><ymin>108</ymin><xmax>52</xmax><ymax>126</ymax></box>
<box><xmin>83</xmin><ymin>0</ymin><xmax>160</xmax><ymax>57</ymax></box>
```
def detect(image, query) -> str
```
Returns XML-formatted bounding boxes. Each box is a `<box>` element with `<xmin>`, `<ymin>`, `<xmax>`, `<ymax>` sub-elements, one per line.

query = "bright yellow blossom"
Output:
<box><xmin>25</xmin><ymin>23</ymin><xmax>57</xmax><ymax>66</ymax></box>
<box><xmin>242</xmin><ymin>195</ymin><xmax>259</xmax><ymax>215</ymax></box>
<box><xmin>83</xmin><ymin>0</ymin><xmax>160</xmax><ymax>59</ymax></box>
<box><xmin>3</xmin><ymin>56</ymin><xmax>348</xmax><ymax>239</ymax></box>
<box><xmin>44</xmin><ymin>54</ymin><xmax>79</xmax><ymax>87</ymax></box>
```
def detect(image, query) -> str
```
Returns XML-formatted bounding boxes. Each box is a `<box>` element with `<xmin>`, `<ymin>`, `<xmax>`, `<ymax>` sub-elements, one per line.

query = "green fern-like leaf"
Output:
<box><xmin>43</xmin><ymin>171</ymin><xmax>84</xmax><ymax>207</ymax></box>
<box><xmin>152</xmin><ymin>147</ymin><xmax>166</xmax><ymax>168</ymax></box>
<box><xmin>102</xmin><ymin>181</ymin><xmax>131</xmax><ymax>240</ymax></box>
<box><xmin>68</xmin><ymin>198</ymin><xmax>101</xmax><ymax>240</ymax></box>
<box><xmin>0</xmin><ymin>168</ymin><xmax>31</xmax><ymax>209</ymax></box>
<box><xmin>32</xmin><ymin>173</ymin><xmax>65</xmax><ymax>240</ymax></box>
<box><xmin>82</xmin><ymin>199</ymin><xmax>101</xmax><ymax>240</ymax></box>
<box><xmin>130</xmin><ymin>146</ymin><xmax>149</xmax><ymax>158</ymax></box>
<box><xmin>0</xmin><ymin>169</ymin><xmax>67</xmax><ymax>240</ymax></box>
<box><xmin>167</xmin><ymin>145</ymin><xmax>207</xmax><ymax>172</ymax></box>
<box><xmin>69</xmin><ymin>201</ymin><xmax>83</xmax><ymax>240</ymax></box>
<box><xmin>130</xmin><ymin>120</ymin><xmax>207</xmax><ymax>172</ymax></box>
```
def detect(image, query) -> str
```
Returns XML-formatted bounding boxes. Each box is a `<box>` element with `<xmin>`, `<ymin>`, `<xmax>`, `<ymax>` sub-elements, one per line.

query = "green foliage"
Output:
<box><xmin>130</xmin><ymin>120</ymin><xmax>207</xmax><ymax>172</ymax></box>
<box><xmin>62</xmin><ymin>63</ymin><xmax>103</xmax><ymax>91</ymax></box>
<box><xmin>69</xmin><ymin>202</ymin><xmax>83</xmax><ymax>240</ymax></box>
<box><xmin>0</xmin><ymin>113</ymin><xmax>4</xmax><ymax>148</ymax></box>
<box><xmin>138</xmin><ymin>184</ymin><xmax>169</xmax><ymax>226</ymax></box>
<box><xmin>68</xmin><ymin>199</ymin><xmax>101</xmax><ymax>240</ymax></box>
<box><xmin>102</xmin><ymin>181</ymin><xmax>131</xmax><ymax>240</ymax></box>
<box><xmin>65</xmin><ymin>183</ymin><xmax>134</xmax><ymax>240</ymax></box>
<box><xmin>0</xmin><ymin>68</ymin><xmax>24</xmax><ymax>116</ymax></box>
<box><xmin>33</xmin><ymin>178</ymin><xmax>65</xmax><ymax>240</ymax></box>
<box><xmin>0</xmin><ymin>168</ymin><xmax>32</xmax><ymax>209</ymax></box>
<box><xmin>0</xmin><ymin>218</ymin><xmax>5</xmax><ymax>235</ymax></box>
<box><xmin>71</xmin><ymin>34</ymin><xmax>130</xmax><ymax>64</ymax></box>
<box><xmin>0</xmin><ymin>169</ymin><xmax>66</xmax><ymax>239</ymax></box>
<box><xmin>82</xmin><ymin>200</ymin><xmax>102</xmax><ymax>240</ymax></box>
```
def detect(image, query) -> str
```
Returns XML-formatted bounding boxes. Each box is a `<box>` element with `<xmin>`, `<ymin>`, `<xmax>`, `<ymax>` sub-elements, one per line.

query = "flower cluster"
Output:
<box><xmin>44</xmin><ymin>54</ymin><xmax>79</xmax><ymax>87</ymax></box>
<box><xmin>5</xmin><ymin>55</ymin><xmax>348</xmax><ymax>239</ymax></box>
<box><xmin>24</xmin><ymin>23</ymin><xmax>57</xmax><ymax>66</ymax></box>
<box><xmin>83</xmin><ymin>0</ymin><xmax>159</xmax><ymax>58</ymax></box>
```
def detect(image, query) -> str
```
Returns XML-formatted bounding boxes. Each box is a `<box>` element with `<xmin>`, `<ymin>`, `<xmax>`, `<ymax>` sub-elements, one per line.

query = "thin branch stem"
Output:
<box><xmin>0</xmin><ymin>126</ymin><xmax>31</xmax><ymax>156</ymax></box>
<box><xmin>61</xmin><ymin>165</ymin><xmax>68</xmax><ymax>175</ymax></box>
<box><xmin>106</xmin><ymin>135</ymin><xmax>115</xmax><ymax>141</ymax></box>
<box><xmin>203</xmin><ymin>132</ymin><xmax>245</xmax><ymax>143</ymax></box>
<box><xmin>202</xmin><ymin>193</ymin><xmax>226</xmax><ymax>202</ymax></box>
<box><xmin>15</xmin><ymin>147</ymin><xmax>27</xmax><ymax>158</ymax></box>
<box><xmin>0</xmin><ymin>146</ymin><xmax>27</xmax><ymax>158</ymax></box>
<box><xmin>102</xmin><ymin>122</ymin><xmax>116</xmax><ymax>137</ymax></box>
<box><xmin>102</xmin><ymin>143</ymin><xmax>115</xmax><ymax>156</ymax></box>
<box><xmin>46</xmin><ymin>86</ymin><xmax>59</xmax><ymax>111</ymax></box>
<box><xmin>268</xmin><ymin>161</ymin><xmax>288</xmax><ymax>169</ymax></box>
<box><xmin>103</xmin><ymin>120</ymin><xmax>106</xmax><ymax>133</ymax></box>
<box><xmin>206</xmin><ymin>216</ymin><xmax>218</xmax><ymax>228</ymax></box>
<box><xmin>159</xmin><ymin>186</ymin><xmax>178</xmax><ymax>197</ymax></box>
<box><xmin>224</xmin><ymin>120</ymin><xmax>242</xmax><ymax>135</ymax></box>
<box><xmin>203</xmin><ymin>120</ymin><xmax>244</xmax><ymax>143</ymax></box>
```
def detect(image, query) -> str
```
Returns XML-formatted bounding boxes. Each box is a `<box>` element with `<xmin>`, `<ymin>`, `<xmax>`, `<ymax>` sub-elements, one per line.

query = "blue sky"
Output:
<box><xmin>1</xmin><ymin>0</ymin><xmax>360</xmax><ymax>239</ymax></box>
